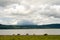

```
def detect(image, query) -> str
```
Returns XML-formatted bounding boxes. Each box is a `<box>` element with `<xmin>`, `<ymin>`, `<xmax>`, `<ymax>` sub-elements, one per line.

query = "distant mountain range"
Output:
<box><xmin>0</xmin><ymin>24</ymin><xmax>60</xmax><ymax>29</ymax></box>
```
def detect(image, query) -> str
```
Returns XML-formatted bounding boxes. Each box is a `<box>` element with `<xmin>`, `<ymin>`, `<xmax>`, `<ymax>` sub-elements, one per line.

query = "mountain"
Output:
<box><xmin>0</xmin><ymin>24</ymin><xmax>60</xmax><ymax>29</ymax></box>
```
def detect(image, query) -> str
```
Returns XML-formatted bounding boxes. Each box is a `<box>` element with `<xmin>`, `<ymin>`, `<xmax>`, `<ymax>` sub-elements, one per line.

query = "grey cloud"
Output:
<box><xmin>0</xmin><ymin>0</ymin><xmax>21</xmax><ymax>7</ymax></box>
<box><xmin>1</xmin><ymin>0</ymin><xmax>60</xmax><ymax>7</ymax></box>
<box><xmin>52</xmin><ymin>0</ymin><xmax>60</xmax><ymax>5</ymax></box>
<box><xmin>0</xmin><ymin>0</ymin><xmax>60</xmax><ymax>25</ymax></box>
<box><xmin>40</xmin><ymin>11</ymin><xmax>60</xmax><ymax>18</ymax></box>
<box><xmin>17</xmin><ymin>20</ymin><xmax>36</xmax><ymax>25</ymax></box>
<box><xmin>35</xmin><ymin>5</ymin><xmax>60</xmax><ymax>18</ymax></box>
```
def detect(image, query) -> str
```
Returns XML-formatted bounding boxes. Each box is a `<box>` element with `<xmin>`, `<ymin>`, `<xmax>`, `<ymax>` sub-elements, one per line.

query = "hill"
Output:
<box><xmin>0</xmin><ymin>24</ymin><xmax>60</xmax><ymax>29</ymax></box>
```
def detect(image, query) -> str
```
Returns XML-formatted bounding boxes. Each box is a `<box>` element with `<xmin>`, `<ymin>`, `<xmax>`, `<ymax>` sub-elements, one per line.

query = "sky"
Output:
<box><xmin>0</xmin><ymin>0</ymin><xmax>60</xmax><ymax>25</ymax></box>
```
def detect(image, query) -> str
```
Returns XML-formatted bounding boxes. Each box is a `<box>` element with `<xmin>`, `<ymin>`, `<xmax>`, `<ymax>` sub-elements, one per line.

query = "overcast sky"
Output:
<box><xmin>0</xmin><ymin>0</ymin><xmax>60</xmax><ymax>25</ymax></box>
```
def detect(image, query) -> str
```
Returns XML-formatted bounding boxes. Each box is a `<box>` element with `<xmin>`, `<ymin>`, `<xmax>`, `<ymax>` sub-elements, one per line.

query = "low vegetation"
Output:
<box><xmin>0</xmin><ymin>35</ymin><xmax>60</xmax><ymax>40</ymax></box>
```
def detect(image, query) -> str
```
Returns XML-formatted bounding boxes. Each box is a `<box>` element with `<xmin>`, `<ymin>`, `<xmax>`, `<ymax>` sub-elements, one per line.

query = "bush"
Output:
<box><xmin>12</xmin><ymin>34</ymin><xmax>15</xmax><ymax>35</ymax></box>
<box><xmin>17</xmin><ymin>34</ymin><xmax>20</xmax><ymax>35</ymax></box>
<box><xmin>44</xmin><ymin>33</ymin><xmax>48</xmax><ymax>36</ymax></box>
<box><xmin>26</xmin><ymin>33</ymin><xmax>29</xmax><ymax>35</ymax></box>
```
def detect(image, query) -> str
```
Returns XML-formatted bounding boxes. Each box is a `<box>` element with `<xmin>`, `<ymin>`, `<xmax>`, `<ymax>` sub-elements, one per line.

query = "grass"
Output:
<box><xmin>0</xmin><ymin>35</ymin><xmax>60</xmax><ymax>40</ymax></box>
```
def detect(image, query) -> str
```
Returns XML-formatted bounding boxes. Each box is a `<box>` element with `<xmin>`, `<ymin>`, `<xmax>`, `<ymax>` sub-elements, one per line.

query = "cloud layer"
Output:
<box><xmin>0</xmin><ymin>0</ymin><xmax>60</xmax><ymax>25</ymax></box>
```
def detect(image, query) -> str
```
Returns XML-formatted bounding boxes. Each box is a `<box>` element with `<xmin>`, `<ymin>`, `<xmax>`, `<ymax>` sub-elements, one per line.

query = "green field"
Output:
<box><xmin>0</xmin><ymin>35</ymin><xmax>60</xmax><ymax>40</ymax></box>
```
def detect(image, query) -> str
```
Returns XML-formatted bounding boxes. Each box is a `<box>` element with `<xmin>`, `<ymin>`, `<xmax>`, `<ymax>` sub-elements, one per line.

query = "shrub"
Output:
<box><xmin>26</xmin><ymin>33</ymin><xmax>29</xmax><ymax>35</ymax></box>
<box><xmin>44</xmin><ymin>33</ymin><xmax>48</xmax><ymax>36</ymax></box>
<box><xmin>17</xmin><ymin>34</ymin><xmax>20</xmax><ymax>35</ymax></box>
<box><xmin>12</xmin><ymin>34</ymin><xmax>15</xmax><ymax>35</ymax></box>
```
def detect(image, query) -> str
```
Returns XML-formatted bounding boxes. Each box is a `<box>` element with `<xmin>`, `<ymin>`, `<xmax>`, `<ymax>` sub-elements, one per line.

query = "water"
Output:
<box><xmin>0</xmin><ymin>29</ymin><xmax>60</xmax><ymax>35</ymax></box>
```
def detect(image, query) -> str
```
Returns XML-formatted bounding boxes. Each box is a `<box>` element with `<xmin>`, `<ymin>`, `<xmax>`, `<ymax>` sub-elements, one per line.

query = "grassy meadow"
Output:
<box><xmin>0</xmin><ymin>35</ymin><xmax>60</xmax><ymax>40</ymax></box>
